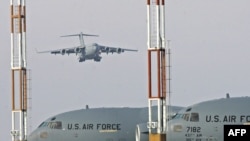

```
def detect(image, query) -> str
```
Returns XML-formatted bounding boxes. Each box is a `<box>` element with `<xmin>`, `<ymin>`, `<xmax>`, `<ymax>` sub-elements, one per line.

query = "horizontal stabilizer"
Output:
<box><xmin>61</xmin><ymin>32</ymin><xmax>99</xmax><ymax>37</ymax></box>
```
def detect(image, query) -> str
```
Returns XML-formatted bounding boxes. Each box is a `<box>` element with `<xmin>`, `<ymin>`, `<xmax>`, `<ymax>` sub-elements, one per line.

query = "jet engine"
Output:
<box><xmin>61</xmin><ymin>49</ymin><xmax>66</xmax><ymax>55</ymax></box>
<box><xmin>116</xmin><ymin>48</ymin><xmax>125</xmax><ymax>54</ymax></box>
<box><xmin>105</xmin><ymin>47</ymin><xmax>110</xmax><ymax>54</ymax></box>
<box><xmin>74</xmin><ymin>47</ymin><xmax>81</xmax><ymax>55</ymax></box>
<box><xmin>135</xmin><ymin>123</ymin><xmax>148</xmax><ymax>141</ymax></box>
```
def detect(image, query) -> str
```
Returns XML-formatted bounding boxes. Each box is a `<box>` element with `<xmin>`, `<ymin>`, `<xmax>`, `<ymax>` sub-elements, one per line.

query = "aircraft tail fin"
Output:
<box><xmin>60</xmin><ymin>32</ymin><xmax>99</xmax><ymax>48</ymax></box>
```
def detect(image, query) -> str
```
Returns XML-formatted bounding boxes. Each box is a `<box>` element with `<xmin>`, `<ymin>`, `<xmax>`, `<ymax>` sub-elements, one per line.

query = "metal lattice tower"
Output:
<box><xmin>10</xmin><ymin>0</ymin><xmax>28</xmax><ymax>141</ymax></box>
<box><xmin>146</xmin><ymin>1</ymin><xmax>168</xmax><ymax>141</ymax></box>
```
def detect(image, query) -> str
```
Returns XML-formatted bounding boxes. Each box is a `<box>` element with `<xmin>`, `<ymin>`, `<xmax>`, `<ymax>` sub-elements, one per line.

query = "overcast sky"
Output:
<box><xmin>1</xmin><ymin>0</ymin><xmax>250</xmax><ymax>140</ymax></box>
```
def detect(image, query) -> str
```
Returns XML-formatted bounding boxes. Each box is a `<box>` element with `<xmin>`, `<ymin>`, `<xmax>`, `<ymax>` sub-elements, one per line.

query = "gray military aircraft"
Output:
<box><xmin>36</xmin><ymin>32</ymin><xmax>138</xmax><ymax>62</ymax></box>
<box><xmin>165</xmin><ymin>96</ymin><xmax>250</xmax><ymax>141</ymax></box>
<box><xmin>28</xmin><ymin>96</ymin><xmax>250</xmax><ymax>141</ymax></box>
<box><xmin>28</xmin><ymin>105</ymin><xmax>183</xmax><ymax>141</ymax></box>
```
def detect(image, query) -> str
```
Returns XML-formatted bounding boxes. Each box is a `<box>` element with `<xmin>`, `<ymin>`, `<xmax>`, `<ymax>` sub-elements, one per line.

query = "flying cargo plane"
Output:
<box><xmin>36</xmin><ymin>32</ymin><xmax>138</xmax><ymax>62</ymax></box>
<box><xmin>28</xmin><ymin>96</ymin><xmax>250</xmax><ymax>141</ymax></box>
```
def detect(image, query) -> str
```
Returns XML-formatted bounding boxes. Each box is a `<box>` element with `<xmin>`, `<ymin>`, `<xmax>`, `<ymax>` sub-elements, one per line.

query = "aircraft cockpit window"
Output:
<box><xmin>172</xmin><ymin>113</ymin><xmax>182</xmax><ymax>119</ymax></box>
<box><xmin>190</xmin><ymin>113</ymin><xmax>199</xmax><ymax>122</ymax></box>
<box><xmin>186</xmin><ymin>108</ymin><xmax>192</xmax><ymax>112</ymax></box>
<box><xmin>38</xmin><ymin>122</ymin><xmax>45</xmax><ymax>128</ymax></box>
<box><xmin>38</xmin><ymin>121</ymin><xmax>62</xmax><ymax>129</ymax></box>
<box><xmin>182</xmin><ymin>113</ymin><xmax>190</xmax><ymax>121</ymax></box>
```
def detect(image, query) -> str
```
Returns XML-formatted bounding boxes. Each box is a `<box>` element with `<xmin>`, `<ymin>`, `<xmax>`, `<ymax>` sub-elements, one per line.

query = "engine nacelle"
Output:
<box><xmin>116</xmin><ymin>48</ymin><xmax>123</xmax><ymax>54</ymax></box>
<box><xmin>135</xmin><ymin>123</ymin><xmax>148</xmax><ymax>141</ymax></box>
<box><xmin>61</xmin><ymin>49</ymin><xmax>66</xmax><ymax>55</ymax></box>
<box><xmin>106</xmin><ymin>47</ymin><xmax>110</xmax><ymax>54</ymax></box>
<box><xmin>74</xmin><ymin>47</ymin><xmax>81</xmax><ymax>53</ymax></box>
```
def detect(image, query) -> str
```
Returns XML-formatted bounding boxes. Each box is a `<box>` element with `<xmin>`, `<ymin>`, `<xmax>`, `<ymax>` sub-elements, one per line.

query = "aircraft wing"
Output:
<box><xmin>98</xmin><ymin>45</ymin><xmax>138</xmax><ymax>54</ymax></box>
<box><xmin>36</xmin><ymin>46</ymin><xmax>83</xmax><ymax>55</ymax></box>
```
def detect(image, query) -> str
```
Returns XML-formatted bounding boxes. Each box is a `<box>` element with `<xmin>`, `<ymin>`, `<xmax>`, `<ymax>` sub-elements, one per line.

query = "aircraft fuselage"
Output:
<box><xmin>166</xmin><ymin>97</ymin><xmax>250</xmax><ymax>141</ymax></box>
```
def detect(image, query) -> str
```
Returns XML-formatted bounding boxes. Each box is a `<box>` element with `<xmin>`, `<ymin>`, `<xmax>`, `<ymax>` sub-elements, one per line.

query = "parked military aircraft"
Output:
<box><xmin>36</xmin><ymin>32</ymin><xmax>138</xmax><ymax>62</ymax></box>
<box><xmin>28</xmin><ymin>96</ymin><xmax>250</xmax><ymax>141</ymax></box>
<box><xmin>164</xmin><ymin>96</ymin><xmax>250</xmax><ymax>141</ymax></box>
<box><xmin>28</xmin><ymin>105</ymin><xmax>183</xmax><ymax>141</ymax></box>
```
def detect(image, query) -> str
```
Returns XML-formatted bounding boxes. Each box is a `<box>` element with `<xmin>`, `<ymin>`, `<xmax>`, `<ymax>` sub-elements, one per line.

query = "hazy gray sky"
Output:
<box><xmin>1</xmin><ymin>0</ymin><xmax>250</xmax><ymax>140</ymax></box>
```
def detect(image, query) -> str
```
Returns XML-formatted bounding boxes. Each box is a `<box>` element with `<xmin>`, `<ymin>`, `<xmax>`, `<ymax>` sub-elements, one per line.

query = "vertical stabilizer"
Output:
<box><xmin>60</xmin><ymin>32</ymin><xmax>99</xmax><ymax>47</ymax></box>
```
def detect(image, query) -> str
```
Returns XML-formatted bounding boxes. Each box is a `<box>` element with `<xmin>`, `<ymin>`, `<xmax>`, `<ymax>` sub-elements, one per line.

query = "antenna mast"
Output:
<box><xmin>10</xmin><ymin>0</ymin><xmax>28</xmax><ymax>141</ymax></box>
<box><xmin>146</xmin><ymin>1</ymin><xmax>168</xmax><ymax>141</ymax></box>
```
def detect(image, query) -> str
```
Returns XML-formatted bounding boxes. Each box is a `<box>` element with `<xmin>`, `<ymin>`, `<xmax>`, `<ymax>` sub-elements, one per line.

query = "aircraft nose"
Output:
<box><xmin>28</xmin><ymin>131</ymin><xmax>39</xmax><ymax>141</ymax></box>
<box><xmin>28</xmin><ymin>130</ymin><xmax>49</xmax><ymax>141</ymax></box>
